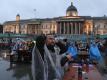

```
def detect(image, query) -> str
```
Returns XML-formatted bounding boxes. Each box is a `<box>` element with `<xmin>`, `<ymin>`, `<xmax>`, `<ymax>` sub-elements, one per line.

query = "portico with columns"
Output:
<box><xmin>57</xmin><ymin>18</ymin><xmax>84</xmax><ymax>35</ymax></box>
<box><xmin>56</xmin><ymin>2</ymin><xmax>93</xmax><ymax>35</ymax></box>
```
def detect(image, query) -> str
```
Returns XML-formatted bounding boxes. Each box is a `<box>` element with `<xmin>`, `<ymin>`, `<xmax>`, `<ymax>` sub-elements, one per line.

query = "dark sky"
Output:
<box><xmin>0</xmin><ymin>0</ymin><xmax>107</xmax><ymax>23</ymax></box>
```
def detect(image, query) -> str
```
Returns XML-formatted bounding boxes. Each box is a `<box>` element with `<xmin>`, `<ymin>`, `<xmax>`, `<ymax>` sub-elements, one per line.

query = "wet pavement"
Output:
<box><xmin>0</xmin><ymin>59</ymin><xmax>33</xmax><ymax>80</ymax></box>
<box><xmin>0</xmin><ymin>50</ymin><xmax>33</xmax><ymax>80</ymax></box>
<box><xmin>0</xmin><ymin>50</ymin><xmax>107</xmax><ymax>80</ymax></box>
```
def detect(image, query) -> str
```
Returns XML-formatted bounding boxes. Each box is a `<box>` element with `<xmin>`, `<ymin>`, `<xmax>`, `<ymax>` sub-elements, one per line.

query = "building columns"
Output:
<box><xmin>78</xmin><ymin>23</ymin><xmax>80</xmax><ymax>34</ymax></box>
<box><xmin>67</xmin><ymin>22</ymin><xmax>69</xmax><ymax>34</ymax></box>
<box><xmin>71</xmin><ymin>22</ymin><xmax>73</xmax><ymax>34</ymax></box>
<box><xmin>63</xmin><ymin>22</ymin><xmax>66</xmax><ymax>34</ymax></box>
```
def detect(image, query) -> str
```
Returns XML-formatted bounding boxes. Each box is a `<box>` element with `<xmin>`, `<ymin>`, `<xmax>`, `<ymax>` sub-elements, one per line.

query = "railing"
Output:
<box><xmin>55</xmin><ymin>34</ymin><xmax>96</xmax><ymax>41</ymax></box>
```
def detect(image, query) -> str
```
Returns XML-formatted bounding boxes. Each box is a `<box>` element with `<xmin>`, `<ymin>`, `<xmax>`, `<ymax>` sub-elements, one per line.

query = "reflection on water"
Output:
<box><xmin>0</xmin><ymin>50</ymin><xmax>107</xmax><ymax>80</ymax></box>
<box><xmin>8</xmin><ymin>64</ymin><xmax>33</xmax><ymax>80</ymax></box>
<box><xmin>0</xmin><ymin>57</ymin><xmax>33</xmax><ymax>80</ymax></box>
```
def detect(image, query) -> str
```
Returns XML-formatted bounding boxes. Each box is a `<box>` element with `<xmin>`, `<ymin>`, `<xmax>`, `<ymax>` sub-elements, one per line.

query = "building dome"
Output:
<box><xmin>16</xmin><ymin>14</ymin><xmax>20</xmax><ymax>17</ymax></box>
<box><xmin>66</xmin><ymin>2</ymin><xmax>78</xmax><ymax>16</ymax></box>
<box><xmin>16</xmin><ymin>14</ymin><xmax>20</xmax><ymax>21</ymax></box>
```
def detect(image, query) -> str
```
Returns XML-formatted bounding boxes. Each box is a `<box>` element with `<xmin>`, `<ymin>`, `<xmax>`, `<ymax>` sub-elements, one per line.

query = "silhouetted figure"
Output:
<box><xmin>36</xmin><ymin>35</ymin><xmax>46</xmax><ymax>60</ymax></box>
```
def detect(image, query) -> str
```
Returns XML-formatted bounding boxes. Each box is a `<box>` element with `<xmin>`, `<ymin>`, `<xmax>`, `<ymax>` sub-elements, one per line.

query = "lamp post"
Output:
<box><xmin>34</xmin><ymin>9</ymin><xmax>36</xmax><ymax>18</ymax></box>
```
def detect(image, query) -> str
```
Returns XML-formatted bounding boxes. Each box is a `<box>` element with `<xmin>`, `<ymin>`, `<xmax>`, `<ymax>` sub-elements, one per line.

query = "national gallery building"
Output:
<box><xmin>3</xmin><ymin>2</ymin><xmax>107</xmax><ymax>35</ymax></box>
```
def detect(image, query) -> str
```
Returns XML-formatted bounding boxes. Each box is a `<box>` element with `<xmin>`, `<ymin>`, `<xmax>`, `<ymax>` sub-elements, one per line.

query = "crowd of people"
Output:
<box><xmin>32</xmin><ymin>34</ymin><xmax>107</xmax><ymax>80</ymax></box>
<box><xmin>10</xmin><ymin>39</ymin><xmax>34</xmax><ymax>62</ymax></box>
<box><xmin>9</xmin><ymin>34</ymin><xmax>107</xmax><ymax>80</ymax></box>
<box><xmin>7</xmin><ymin>34</ymin><xmax>107</xmax><ymax>80</ymax></box>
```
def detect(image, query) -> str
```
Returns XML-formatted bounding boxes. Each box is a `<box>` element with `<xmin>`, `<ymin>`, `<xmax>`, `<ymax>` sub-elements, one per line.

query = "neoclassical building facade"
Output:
<box><xmin>3</xmin><ymin>2</ymin><xmax>107</xmax><ymax>35</ymax></box>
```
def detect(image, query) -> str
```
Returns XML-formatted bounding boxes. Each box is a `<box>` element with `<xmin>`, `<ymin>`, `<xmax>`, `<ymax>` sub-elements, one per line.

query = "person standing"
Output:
<box><xmin>44</xmin><ymin>34</ymin><xmax>64</xmax><ymax>80</ymax></box>
<box><xmin>32</xmin><ymin>34</ymin><xmax>65</xmax><ymax>80</ymax></box>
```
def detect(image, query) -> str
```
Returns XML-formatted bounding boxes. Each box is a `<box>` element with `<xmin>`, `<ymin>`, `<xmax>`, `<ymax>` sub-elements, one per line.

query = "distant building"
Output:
<box><xmin>93</xmin><ymin>17</ymin><xmax>107</xmax><ymax>35</ymax></box>
<box><xmin>3</xmin><ymin>2</ymin><xmax>107</xmax><ymax>35</ymax></box>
